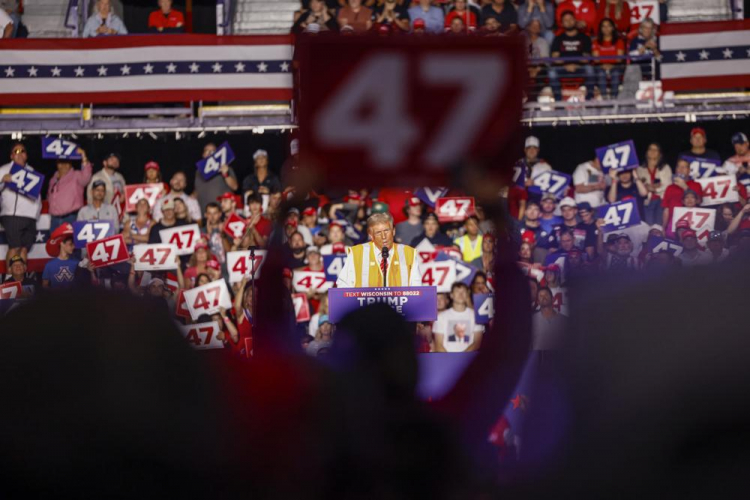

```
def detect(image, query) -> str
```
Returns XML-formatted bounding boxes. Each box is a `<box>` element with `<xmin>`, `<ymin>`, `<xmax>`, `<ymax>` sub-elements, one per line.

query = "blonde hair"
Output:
<box><xmin>366</xmin><ymin>212</ymin><xmax>394</xmax><ymax>229</ymax></box>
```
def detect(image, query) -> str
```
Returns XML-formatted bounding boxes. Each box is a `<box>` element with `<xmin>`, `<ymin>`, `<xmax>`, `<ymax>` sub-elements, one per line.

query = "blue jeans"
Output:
<box><xmin>50</xmin><ymin>213</ymin><xmax>78</xmax><ymax>234</ymax></box>
<box><xmin>643</xmin><ymin>200</ymin><xmax>663</xmax><ymax>226</ymax></box>
<box><xmin>596</xmin><ymin>66</ymin><xmax>624</xmax><ymax>98</ymax></box>
<box><xmin>547</xmin><ymin>64</ymin><xmax>595</xmax><ymax>101</ymax></box>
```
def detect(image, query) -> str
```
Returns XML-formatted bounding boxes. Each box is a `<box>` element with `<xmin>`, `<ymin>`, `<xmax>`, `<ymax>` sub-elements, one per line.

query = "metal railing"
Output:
<box><xmin>216</xmin><ymin>0</ymin><xmax>234</xmax><ymax>35</ymax></box>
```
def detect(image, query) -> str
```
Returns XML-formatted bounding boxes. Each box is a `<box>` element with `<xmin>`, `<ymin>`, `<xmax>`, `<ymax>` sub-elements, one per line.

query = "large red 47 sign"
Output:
<box><xmin>297</xmin><ymin>36</ymin><xmax>526</xmax><ymax>187</ymax></box>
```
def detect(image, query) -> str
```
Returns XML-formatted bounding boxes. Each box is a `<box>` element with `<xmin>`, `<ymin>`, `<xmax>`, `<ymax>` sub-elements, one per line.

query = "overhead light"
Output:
<box><xmin>197</xmin><ymin>130</ymin><xmax>206</xmax><ymax>138</ymax></box>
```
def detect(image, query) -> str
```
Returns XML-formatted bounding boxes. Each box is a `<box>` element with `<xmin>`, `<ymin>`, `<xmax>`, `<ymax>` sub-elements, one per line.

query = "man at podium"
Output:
<box><xmin>336</xmin><ymin>213</ymin><xmax>422</xmax><ymax>288</ymax></box>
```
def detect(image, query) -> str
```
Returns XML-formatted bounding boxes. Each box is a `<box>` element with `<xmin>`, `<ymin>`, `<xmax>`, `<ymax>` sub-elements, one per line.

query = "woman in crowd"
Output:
<box><xmin>592</xmin><ymin>18</ymin><xmax>625</xmax><ymax>99</ymax></box>
<box><xmin>122</xmin><ymin>198</ymin><xmax>153</xmax><ymax>246</ymax></box>
<box><xmin>635</xmin><ymin>143</ymin><xmax>673</xmax><ymax>226</ymax></box>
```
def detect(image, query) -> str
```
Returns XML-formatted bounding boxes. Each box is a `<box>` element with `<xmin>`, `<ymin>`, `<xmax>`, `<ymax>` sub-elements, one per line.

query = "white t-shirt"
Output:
<box><xmin>573</xmin><ymin>161</ymin><xmax>606</xmax><ymax>208</ymax></box>
<box><xmin>433</xmin><ymin>307</ymin><xmax>484</xmax><ymax>353</ymax></box>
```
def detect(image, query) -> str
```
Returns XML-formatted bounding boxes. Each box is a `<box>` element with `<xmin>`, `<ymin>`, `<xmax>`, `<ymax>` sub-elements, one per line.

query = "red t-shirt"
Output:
<box><xmin>592</xmin><ymin>38</ymin><xmax>625</xmax><ymax>64</ymax></box>
<box><xmin>662</xmin><ymin>181</ymin><xmax>703</xmax><ymax>235</ymax></box>
<box><xmin>508</xmin><ymin>185</ymin><xmax>528</xmax><ymax>220</ymax></box>
<box><xmin>255</xmin><ymin>216</ymin><xmax>273</xmax><ymax>238</ymax></box>
<box><xmin>148</xmin><ymin>9</ymin><xmax>185</xmax><ymax>29</ymax></box>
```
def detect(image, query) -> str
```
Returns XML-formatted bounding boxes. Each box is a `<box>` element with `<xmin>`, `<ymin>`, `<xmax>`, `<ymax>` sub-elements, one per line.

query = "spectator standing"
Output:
<box><xmin>723</xmin><ymin>132</ymin><xmax>750</xmax><ymax>176</ymax></box>
<box><xmin>445</xmin><ymin>0</ymin><xmax>477</xmax><ymax>31</ymax></box>
<box><xmin>152</xmin><ymin>171</ymin><xmax>201</xmax><ymax>223</ymax></box>
<box><xmin>338</xmin><ymin>0</ymin><xmax>373</xmax><ymax>32</ymax></box>
<box><xmin>596</xmin><ymin>0</ymin><xmax>630</xmax><ymax>36</ymax></box>
<box><xmin>408</xmin><ymin>0</ymin><xmax>443</xmax><ymax>34</ymax></box>
<box><xmin>480</xmin><ymin>0</ymin><xmax>518</xmax><ymax>33</ymax></box>
<box><xmin>242</xmin><ymin>149</ymin><xmax>281</xmax><ymax>199</ymax></box>
<box><xmin>576</xmin><ymin>202</ymin><xmax>599</xmax><ymax>259</ymax></box>
<box><xmin>549</xmin><ymin>11</ymin><xmax>596</xmax><ymax>101</ymax></box>
<box><xmin>374</xmin><ymin>0</ymin><xmax>410</xmax><ymax>31</ymax></box>
<box><xmin>240</xmin><ymin>195</ymin><xmax>271</xmax><ymax>249</ymax></box>
<box><xmin>292</xmin><ymin>0</ymin><xmax>339</xmax><ymax>33</ymax></box>
<box><xmin>661</xmin><ymin>158</ymin><xmax>703</xmax><ymax>231</ymax></box>
<box><xmin>470</xmin><ymin>233</ymin><xmax>495</xmax><ymax>277</ymax></box>
<box><xmin>677</xmin><ymin>229</ymin><xmax>712</xmax><ymax>267</ymax></box>
<box><xmin>539</xmin><ymin>193</ymin><xmax>562</xmax><ymax>234</ymax></box>
<box><xmin>518</xmin><ymin>0</ymin><xmax>554</xmax><ymax>43</ymax></box>
<box><xmin>47</xmin><ymin>148</ymin><xmax>92</xmax><ymax>233</ymax></box>
<box><xmin>3</xmin><ymin>255</ymin><xmax>36</xmax><ymax>298</ymax></box>
<box><xmin>593</xmin><ymin>18</ymin><xmax>625</xmax><ymax>99</ymax></box>
<box><xmin>410</xmin><ymin>212</ymin><xmax>453</xmax><ymax>247</ymax></box>
<box><xmin>82</xmin><ymin>0</ymin><xmax>128</xmax><ymax>37</ymax></box>
<box><xmin>0</xmin><ymin>143</ymin><xmax>42</xmax><ymax>267</ymax></box>
<box><xmin>194</xmin><ymin>143</ymin><xmax>238</xmax><ymax>211</ymax></box>
<box><xmin>607</xmin><ymin>168</ymin><xmax>647</xmax><ymax>216</ymax></box>
<box><xmin>395</xmin><ymin>197</ymin><xmax>423</xmax><ymax>245</ymax></box>
<box><xmin>148</xmin><ymin>0</ymin><xmax>185</xmax><ymax>33</ymax></box>
<box><xmin>635</xmin><ymin>143</ymin><xmax>672</xmax><ymax>226</ymax></box>
<box><xmin>518</xmin><ymin>136</ymin><xmax>552</xmax><ymax>188</ymax></box>
<box><xmin>531</xmin><ymin>287</ymin><xmax>566</xmax><ymax>351</ymax></box>
<box><xmin>680</xmin><ymin>127</ymin><xmax>721</xmax><ymax>162</ymax></box>
<box><xmin>42</xmin><ymin>224</ymin><xmax>80</xmax><ymax>290</ymax></box>
<box><xmin>87</xmin><ymin>152</ymin><xmax>125</xmax><ymax>206</ymax></box>
<box><xmin>525</xmin><ymin>19</ymin><xmax>550</xmax><ymax>84</ymax></box>
<box><xmin>555</xmin><ymin>0</ymin><xmax>596</xmax><ymax>35</ymax></box>
<box><xmin>433</xmin><ymin>283</ymin><xmax>484</xmax><ymax>352</ymax></box>
<box><xmin>573</xmin><ymin>157</ymin><xmax>607</xmax><ymax>208</ymax></box>
<box><xmin>454</xmin><ymin>216</ymin><xmax>484</xmax><ymax>263</ymax></box>
<box><xmin>77</xmin><ymin>181</ymin><xmax>119</xmax><ymax>224</ymax></box>
<box><xmin>148</xmin><ymin>198</ymin><xmax>186</xmax><ymax>244</ymax></box>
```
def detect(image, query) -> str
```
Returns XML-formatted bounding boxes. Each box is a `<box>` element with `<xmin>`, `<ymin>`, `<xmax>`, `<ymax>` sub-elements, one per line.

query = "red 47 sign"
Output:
<box><xmin>125</xmin><ymin>183</ymin><xmax>165</xmax><ymax>213</ymax></box>
<box><xmin>133</xmin><ymin>244</ymin><xmax>178</xmax><ymax>271</ymax></box>
<box><xmin>226</xmin><ymin>250</ymin><xmax>267</xmax><ymax>283</ymax></box>
<box><xmin>175</xmin><ymin>289</ymin><xmax>191</xmax><ymax>319</ymax></box>
<box><xmin>420</xmin><ymin>260</ymin><xmax>457</xmax><ymax>293</ymax></box>
<box><xmin>0</xmin><ymin>282</ymin><xmax>21</xmax><ymax>300</ymax></box>
<box><xmin>292</xmin><ymin>292</ymin><xmax>311</xmax><ymax>323</ymax></box>
<box><xmin>297</xmin><ymin>36</ymin><xmax>526</xmax><ymax>187</ymax></box>
<box><xmin>87</xmin><ymin>234</ymin><xmax>129</xmax><ymax>268</ymax></box>
<box><xmin>184</xmin><ymin>279</ymin><xmax>232</xmax><ymax>320</ymax></box>
<box><xmin>292</xmin><ymin>270</ymin><xmax>331</xmax><ymax>293</ymax></box>
<box><xmin>435</xmin><ymin>197</ymin><xmax>475</xmax><ymax>223</ymax></box>
<box><xmin>159</xmin><ymin>224</ymin><xmax>201</xmax><ymax>256</ymax></box>
<box><xmin>180</xmin><ymin>322</ymin><xmax>224</xmax><ymax>350</ymax></box>
<box><xmin>223</xmin><ymin>212</ymin><xmax>248</xmax><ymax>240</ymax></box>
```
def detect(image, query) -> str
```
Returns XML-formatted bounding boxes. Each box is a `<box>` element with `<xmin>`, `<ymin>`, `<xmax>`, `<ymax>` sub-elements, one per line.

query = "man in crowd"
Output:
<box><xmin>202</xmin><ymin>202</ymin><xmax>228</xmax><ymax>264</ymax></box>
<box><xmin>531</xmin><ymin>287</ymin><xmax>566</xmax><ymax>351</ymax></box>
<box><xmin>320</xmin><ymin>221</ymin><xmax>350</xmax><ymax>255</ymax></box>
<box><xmin>82</xmin><ymin>0</ymin><xmax>127</xmax><ymax>37</ymax></box>
<box><xmin>680</xmin><ymin>127</ymin><xmax>721</xmax><ymax>163</ymax></box>
<box><xmin>218</xmin><ymin>192</ymin><xmax>241</xmax><ymax>219</ymax></box>
<box><xmin>661</xmin><ymin>158</ymin><xmax>702</xmax><ymax>231</ymax></box>
<box><xmin>285</xmin><ymin>232</ymin><xmax>308</xmax><ymax>269</ymax></box>
<box><xmin>433</xmin><ymin>282</ymin><xmax>484</xmax><ymax>352</ymax></box>
<box><xmin>78</xmin><ymin>180</ymin><xmax>119</xmax><ymax>224</ymax></box>
<box><xmin>87</xmin><ymin>152</ymin><xmax>125</xmax><ymax>206</ymax></box>
<box><xmin>573</xmin><ymin>156</ymin><xmax>607</xmax><ymax>208</ymax></box>
<box><xmin>47</xmin><ymin>148</ymin><xmax>92</xmax><ymax>232</ymax></box>
<box><xmin>519</xmin><ymin>201</ymin><xmax>558</xmax><ymax>261</ymax></box>
<box><xmin>518</xmin><ymin>136</ymin><xmax>552</xmax><ymax>189</ymax></box>
<box><xmin>539</xmin><ymin>193</ymin><xmax>562</xmax><ymax>233</ymax></box>
<box><xmin>0</xmin><ymin>143</ymin><xmax>42</xmax><ymax>267</ymax></box>
<box><xmin>408</xmin><ymin>0</ymin><xmax>444</xmax><ymax>34</ymax></box>
<box><xmin>153</xmin><ymin>171</ymin><xmax>201</xmax><ymax>223</ymax></box>
<box><xmin>298</xmin><ymin>207</ymin><xmax>319</xmax><ymax>246</ymax></box>
<box><xmin>395</xmin><ymin>197</ymin><xmax>424</xmax><ymax>245</ymax></box>
<box><xmin>678</xmin><ymin>229</ymin><xmax>712</xmax><ymax>267</ymax></box>
<box><xmin>148</xmin><ymin>198</ymin><xmax>186</xmax><ymax>244</ymax></box>
<box><xmin>706</xmin><ymin>231</ymin><xmax>729</xmax><ymax>263</ymax></box>
<box><xmin>454</xmin><ymin>216</ymin><xmax>484</xmax><ymax>263</ymax></box>
<box><xmin>411</xmin><ymin>212</ymin><xmax>453</xmax><ymax>247</ymax></box>
<box><xmin>481</xmin><ymin>0</ymin><xmax>518</xmax><ymax>33</ymax></box>
<box><xmin>723</xmin><ymin>132</ymin><xmax>750</xmax><ymax>176</ymax></box>
<box><xmin>194</xmin><ymin>143</ymin><xmax>238</xmax><ymax>210</ymax></box>
<box><xmin>239</xmin><ymin>194</ymin><xmax>271</xmax><ymax>249</ymax></box>
<box><xmin>336</xmin><ymin>212</ymin><xmax>421</xmax><ymax>288</ymax></box>
<box><xmin>42</xmin><ymin>223</ymin><xmax>79</xmax><ymax>289</ymax></box>
<box><xmin>3</xmin><ymin>255</ymin><xmax>36</xmax><ymax>298</ymax></box>
<box><xmin>243</xmin><ymin>149</ymin><xmax>281</xmax><ymax>198</ymax></box>
<box><xmin>576</xmin><ymin>201</ymin><xmax>599</xmax><ymax>259</ymax></box>
<box><xmin>148</xmin><ymin>0</ymin><xmax>185</xmax><ymax>33</ymax></box>
<box><xmin>548</xmin><ymin>10</ymin><xmax>596</xmax><ymax>101</ymax></box>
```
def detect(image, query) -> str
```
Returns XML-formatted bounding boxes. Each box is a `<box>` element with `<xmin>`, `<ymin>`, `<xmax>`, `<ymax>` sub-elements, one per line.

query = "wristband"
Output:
<box><xmin>222</xmin><ymin>172</ymin><xmax>229</xmax><ymax>178</ymax></box>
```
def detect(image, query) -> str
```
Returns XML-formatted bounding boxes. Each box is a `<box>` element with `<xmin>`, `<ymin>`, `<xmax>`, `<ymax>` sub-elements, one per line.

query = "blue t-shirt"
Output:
<box><xmin>539</xmin><ymin>215</ymin><xmax>563</xmax><ymax>235</ymax></box>
<box><xmin>42</xmin><ymin>257</ymin><xmax>80</xmax><ymax>289</ymax></box>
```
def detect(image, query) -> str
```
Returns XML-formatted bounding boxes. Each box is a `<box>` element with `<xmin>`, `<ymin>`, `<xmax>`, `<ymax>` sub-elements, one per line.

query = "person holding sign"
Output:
<box><xmin>573</xmin><ymin>157</ymin><xmax>607</xmax><ymax>208</ymax></box>
<box><xmin>661</xmin><ymin>159</ymin><xmax>702</xmax><ymax>233</ymax></box>
<box><xmin>0</xmin><ymin>143</ymin><xmax>42</xmax><ymax>268</ymax></box>
<box><xmin>42</xmin><ymin>224</ymin><xmax>80</xmax><ymax>290</ymax></box>
<box><xmin>336</xmin><ymin>212</ymin><xmax>421</xmax><ymax>288</ymax></box>
<box><xmin>635</xmin><ymin>143</ymin><xmax>672</xmax><ymax>226</ymax></box>
<box><xmin>194</xmin><ymin>143</ymin><xmax>238</xmax><ymax>211</ymax></box>
<box><xmin>148</xmin><ymin>198</ymin><xmax>187</xmax><ymax>244</ymax></box>
<box><xmin>47</xmin><ymin>148</ymin><xmax>93</xmax><ymax>233</ymax></box>
<box><xmin>607</xmin><ymin>168</ymin><xmax>647</xmax><ymax>216</ymax></box>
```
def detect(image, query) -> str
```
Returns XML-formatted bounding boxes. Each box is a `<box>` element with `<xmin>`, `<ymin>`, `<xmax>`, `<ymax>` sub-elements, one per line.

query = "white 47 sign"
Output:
<box><xmin>420</xmin><ymin>260</ymin><xmax>457</xmax><ymax>293</ymax></box>
<box><xmin>159</xmin><ymin>224</ymin><xmax>201</xmax><ymax>256</ymax></box>
<box><xmin>133</xmin><ymin>244</ymin><xmax>179</xmax><ymax>271</ymax></box>
<box><xmin>180</xmin><ymin>322</ymin><xmax>224</xmax><ymax>350</ymax></box>
<box><xmin>697</xmin><ymin>175</ymin><xmax>738</xmax><ymax>206</ymax></box>
<box><xmin>436</xmin><ymin>197</ymin><xmax>475</xmax><ymax>223</ymax></box>
<box><xmin>184</xmin><ymin>280</ymin><xmax>232</xmax><ymax>319</ymax></box>
<box><xmin>671</xmin><ymin>207</ymin><xmax>716</xmax><ymax>242</ymax></box>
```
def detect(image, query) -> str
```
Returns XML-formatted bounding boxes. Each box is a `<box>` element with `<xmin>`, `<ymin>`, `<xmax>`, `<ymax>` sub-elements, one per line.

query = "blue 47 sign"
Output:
<box><xmin>597</xmin><ymin>199</ymin><xmax>641</xmax><ymax>232</ymax></box>
<box><xmin>72</xmin><ymin>221</ymin><xmax>115</xmax><ymax>249</ymax></box>
<box><xmin>646</xmin><ymin>235</ymin><xmax>683</xmax><ymax>256</ymax></box>
<box><xmin>681</xmin><ymin>155</ymin><xmax>722</xmax><ymax>179</ymax></box>
<box><xmin>414</xmin><ymin>187</ymin><xmax>449</xmax><ymax>207</ymax></box>
<box><xmin>473</xmin><ymin>293</ymin><xmax>494</xmax><ymax>324</ymax></box>
<box><xmin>196</xmin><ymin>142</ymin><xmax>235</xmax><ymax>181</ymax></box>
<box><xmin>42</xmin><ymin>137</ymin><xmax>82</xmax><ymax>160</ymax></box>
<box><xmin>596</xmin><ymin>140</ymin><xmax>639</xmax><ymax>173</ymax></box>
<box><xmin>528</xmin><ymin>170</ymin><xmax>571</xmax><ymax>198</ymax></box>
<box><xmin>323</xmin><ymin>254</ymin><xmax>346</xmax><ymax>282</ymax></box>
<box><xmin>7</xmin><ymin>163</ymin><xmax>44</xmax><ymax>199</ymax></box>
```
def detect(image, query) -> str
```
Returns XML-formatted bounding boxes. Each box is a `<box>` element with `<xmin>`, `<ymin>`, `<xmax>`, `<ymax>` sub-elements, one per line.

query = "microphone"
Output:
<box><xmin>381</xmin><ymin>246</ymin><xmax>389</xmax><ymax>286</ymax></box>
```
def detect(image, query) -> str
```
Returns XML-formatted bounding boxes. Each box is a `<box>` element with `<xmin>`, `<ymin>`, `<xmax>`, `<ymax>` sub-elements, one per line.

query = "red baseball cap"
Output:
<box><xmin>206</xmin><ymin>258</ymin><xmax>221</xmax><ymax>271</ymax></box>
<box><xmin>690</xmin><ymin>127</ymin><xmax>706</xmax><ymax>137</ymax></box>
<box><xmin>521</xmin><ymin>230</ymin><xmax>536</xmax><ymax>245</ymax></box>
<box><xmin>483</xmin><ymin>232</ymin><xmax>496</xmax><ymax>243</ymax></box>
<box><xmin>332</xmin><ymin>242</ymin><xmax>346</xmax><ymax>254</ymax></box>
<box><xmin>282</xmin><ymin>268</ymin><xmax>293</xmax><ymax>279</ymax></box>
<box><xmin>144</xmin><ymin>161</ymin><xmax>160</xmax><ymax>171</ymax></box>
<box><xmin>45</xmin><ymin>223</ymin><xmax>74</xmax><ymax>257</ymax></box>
<box><xmin>407</xmin><ymin>197</ymin><xmax>421</xmax><ymax>207</ymax></box>
<box><xmin>195</xmin><ymin>239</ymin><xmax>209</xmax><ymax>250</ymax></box>
<box><xmin>681</xmin><ymin>229</ymin><xmax>698</xmax><ymax>240</ymax></box>
<box><xmin>676</xmin><ymin>219</ymin><xmax>691</xmax><ymax>230</ymax></box>
<box><xmin>302</xmin><ymin>207</ymin><xmax>316</xmax><ymax>217</ymax></box>
<box><xmin>413</xmin><ymin>19</ymin><xmax>426</xmax><ymax>28</ymax></box>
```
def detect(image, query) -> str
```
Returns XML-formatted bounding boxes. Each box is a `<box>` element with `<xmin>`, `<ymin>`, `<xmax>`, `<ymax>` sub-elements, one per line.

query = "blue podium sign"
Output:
<box><xmin>328</xmin><ymin>286</ymin><xmax>438</xmax><ymax>323</ymax></box>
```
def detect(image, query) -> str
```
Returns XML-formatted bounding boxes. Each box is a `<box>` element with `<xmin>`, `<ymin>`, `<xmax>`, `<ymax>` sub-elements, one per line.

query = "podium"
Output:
<box><xmin>328</xmin><ymin>287</ymin><xmax>438</xmax><ymax>323</ymax></box>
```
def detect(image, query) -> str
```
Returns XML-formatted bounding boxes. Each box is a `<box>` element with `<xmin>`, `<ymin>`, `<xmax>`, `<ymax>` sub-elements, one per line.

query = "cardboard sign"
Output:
<box><xmin>528</xmin><ymin>170</ymin><xmax>571</xmax><ymax>198</ymax></box>
<box><xmin>293</xmin><ymin>270</ymin><xmax>332</xmax><ymax>293</ymax></box>
<box><xmin>196</xmin><ymin>141</ymin><xmax>235</xmax><ymax>181</ymax></box>
<box><xmin>125</xmin><ymin>183</ymin><xmax>165</xmax><ymax>213</ymax></box>
<box><xmin>435</xmin><ymin>197</ymin><xmax>475</xmax><ymax>223</ymax></box>
<box><xmin>512</xmin><ymin>161</ymin><xmax>525</xmax><ymax>187</ymax></box>
<box><xmin>175</xmin><ymin>289</ymin><xmax>191</xmax><ymax>319</ymax></box>
<box><xmin>327</xmin><ymin>286</ymin><xmax>438</xmax><ymax>323</ymax></box>
<box><xmin>697</xmin><ymin>175</ymin><xmax>739</xmax><ymax>206</ymax></box>
<box><xmin>646</xmin><ymin>235</ymin><xmax>684</xmax><ymax>256</ymax></box>
<box><xmin>415</xmin><ymin>238</ymin><xmax>438</xmax><ymax>264</ymax></box>
<box><xmin>473</xmin><ymin>293</ymin><xmax>494</xmax><ymax>324</ymax></box>
<box><xmin>133</xmin><ymin>244</ymin><xmax>179</xmax><ymax>271</ymax></box>
<box><xmin>223</xmin><ymin>212</ymin><xmax>247</xmax><ymax>240</ymax></box>
<box><xmin>226</xmin><ymin>250</ymin><xmax>267</xmax><ymax>283</ymax></box>
<box><xmin>159</xmin><ymin>224</ymin><xmax>201</xmax><ymax>256</ymax></box>
<box><xmin>297</xmin><ymin>35</ymin><xmax>525</xmax><ymax>187</ymax></box>
<box><xmin>435</xmin><ymin>251</ymin><xmax>477</xmax><ymax>285</ymax></box>
<box><xmin>630</xmin><ymin>0</ymin><xmax>660</xmax><ymax>25</ymax></box>
<box><xmin>671</xmin><ymin>207</ymin><xmax>716</xmax><ymax>242</ymax></box>
<box><xmin>415</xmin><ymin>187</ymin><xmax>449</xmax><ymax>207</ymax></box>
<box><xmin>596</xmin><ymin>140</ymin><xmax>639</xmax><ymax>173</ymax></box>
<box><xmin>0</xmin><ymin>282</ymin><xmax>22</xmax><ymax>300</ymax></box>
<box><xmin>86</xmin><ymin>234</ymin><xmax>129</xmax><ymax>268</ymax></box>
<box><xmin>323</xmin><ymin>254</ymin><xmax>346</xmax><ymax>282</ymax></box>
<box><xmin>180</xmin><ymin>322</ymin><xmax>224</xmax><ymax>350</ymax></box>
<box><xmin>42</xmin><ymin>137</ymin><xmax>82</xmax><ymax>160</ymax></box>
<box><xmin>292</xmin><ymin>292</ymin><xmax>311</xmax><ymax>323</ymax></box>
<box><xmin>7</xmin><ymin>163</ymin><xmax>44</xmax><ymax>199</ymax></box>
<box><xmin>596</xmin><ymin>199</ymin><xmax>642</xmax><ymax>232</ymax></box>
<box><xmin>420</xmin><ymin>260</ymin><xmax>457</xmax><ymax>293</ymax></box>
<box><xmin>184</xmin><ymin>279</ymin><xmax>232</xmax><ymax>319</ymax></box>
<box><xmin>681</xmin><ymin>155</ymin><xmax>723</xmax><ymax>179</ymax></box>
<box><xmin>72</xmin><ymin>220</ymin><xmax>115</xmax><ymax>249</ymax></box>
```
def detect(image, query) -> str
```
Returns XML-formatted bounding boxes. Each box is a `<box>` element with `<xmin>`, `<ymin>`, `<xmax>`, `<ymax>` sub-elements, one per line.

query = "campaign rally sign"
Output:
<box><xmin>596</xmin><ymin>140</ymin><xmax>639</xmax><ymax>173</ymax></box>
<box><xmin>328</xmin><ymin>286</ymin><xmax>438</xmax><ymax>323</ymax></box>
<box><xmin>323</xmin><ymin>254</ymin><xmax>346</xmax><ymax>282</ymax></box>
<box><xmin>435</xmin><ymin>197</ymin><xmax>475</xmax><ymax>223</ymax></box>
<box><xmin>226</xmin><ymin>250</ymin><xmax>267</xmax><ymax>283</ymax></box>
<box><xmin>414</xmin><ymin>238</ymin><xmax>438</xmax><ymax>264</ymax></box>
<box><xmin>87</xmin><ymin>234</ymin><xmax>129</xmax><ymax>268</ymax></box>
<box><xmin>671</xmin><ymin>207</ymin><xmax>716</xmax><ymax>242</ymax></box>
<box><xmin>42</xmin><ymin>137</ymin><xmax>82</xmax><ymax>160</ymax></box>
<box><xmin>646</xmin><ymin>235</ymin><xmax>684</xmax><ymax>256</ymax></box>
<box><xmin>415</xmin><ymin>187</ymin><xmax>449</xmax><ymax>207</ymax></box>
<box><xmin>180</xmin><ymin>322</ymin><xmax>224</xmax><ymax>350</ymax></box>
<box><xmin>184</xmin><ymin>279</ymin><xmax>232</xmax><ymax>319</ymax></box>
<box><xmin>175</xmin><ymin>289</ymin><xmax>191</xmax><ymax>319</ymax></box>
<box><xmin>7</xmin><ymin>163</ymin><xmax>44</xmax><ymax>199</ymax></box>
<box><xmin>223</xmin><ymin>212</ymin><xmax>248</xmax><ymax>240</ymax></box>
<box><xmin>435</xmin><ymin>251</ymin><xmax>477</xmax><ymax>286</ymax></box>
<box><xmin>292</xmin><ymin>292</ymin><xmax>311</xmax><ymax>323</ymax></box>
<box><xmin>420</xmin><ymin>260</ymin><xmax>457</xmax><ymax>293</ymax></box>
<box><xmin>596</xmin><ymin>199</ymin><xmax>641</xmax><ymax>232</ymax></box>
<box><xmin>697</xmin><ymin>175</ymin><xmax>739</xmax><ymax>206</ymax></box>
<box><xmin>196</xmin><ymin>141</ymin><xmax>235</xmax><ymax>181</ymax></box>
<box><xmin>528</xmin><ymin>170</ymin><xmax>571</xmax><ymax>198</ymax></box>
<box><xmin>293</xmin><ymin>270</ymin><xmax>332</xmax><ymax>293</ymax></box>
<box><xmin>133</xmin><ymin>244</ymin><xmax>179</xmax><ymax>271</ymax></box>
<box><xmin>72</xmin><ymin>221</ymin><xmax>115</xmax><ymax>249</ymax></box>
<box><xmin>125</xmin><ymin>183</ymin><xmax>165</xmax><ymax>213</ymax></box>
<box><xmin>0</xmin><ymin>281</ymin><xmax>22</xmax><ymax>300</ymax></box>
<box><xmin>473</xmin><ymin>293</ymin><xmax>494</xmax><ymax>324</ymax></box>
<box><xmin>159</xmin><ymin>224</ymin><xmax>201</xmax><ymax>256</ymax></box>
<box><xmin>512</xmin><ymin>161</ymin><xmax>525</xmax><ymax>187</ymax></box>
<box><xmin>682</xmin><ymin>155</ymin><xmax>723</xmax><ymax>179</ymax></box>
<box><xmin>630</xmin><ymin>0</ymin><xmax>660</xmax><ymax>25</ymax></box>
